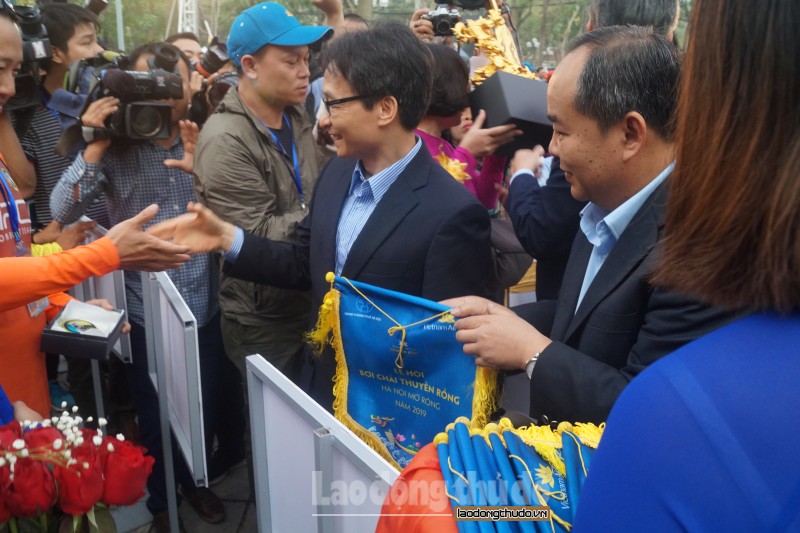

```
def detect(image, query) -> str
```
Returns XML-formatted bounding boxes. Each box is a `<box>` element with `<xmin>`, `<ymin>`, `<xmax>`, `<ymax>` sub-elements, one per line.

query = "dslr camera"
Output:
<box><xmin>194</xmin><ymin>36</ymin><xmax>229</xmax><ymax>78</ymax></box>
<box><xmin>421</xmin><ymin>4</ymin><xmax>461</xmax><ymax>37</ymax></box>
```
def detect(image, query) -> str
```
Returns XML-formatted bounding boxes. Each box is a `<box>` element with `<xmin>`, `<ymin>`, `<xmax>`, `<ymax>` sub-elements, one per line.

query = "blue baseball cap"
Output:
<box><xmin>227</xmin><ymin>2</ymin><xmax>333</xmax><ymax>67</ymax></box>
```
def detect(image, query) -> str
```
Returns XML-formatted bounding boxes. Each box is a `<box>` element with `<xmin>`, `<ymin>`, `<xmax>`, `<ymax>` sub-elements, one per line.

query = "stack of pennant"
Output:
<box><xmin>308</xmin><ymin>274</ymin><xmax>499</xmax><ymax>470</ymax></box>
<box><xmin>435</xmin><ymin>417</ymin><xmax>604</xmax><ymax>532</ymax></box>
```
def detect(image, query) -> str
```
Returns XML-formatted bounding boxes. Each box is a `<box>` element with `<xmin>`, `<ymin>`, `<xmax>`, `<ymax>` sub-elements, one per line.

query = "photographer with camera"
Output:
<box><xmin>50</xmin><ymin>42</ymin><xmax>242</xmax><ymax>532</ymax></box>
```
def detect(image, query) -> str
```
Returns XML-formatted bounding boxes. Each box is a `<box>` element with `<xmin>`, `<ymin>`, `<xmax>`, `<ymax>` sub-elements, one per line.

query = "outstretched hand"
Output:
<box><xmin>164</xmin><ymin>120</ymin><xmax>200</xmax><ymax>173</ymax></box>
<box><xmin>147</xmin><ymin>202</ymin><xmax>236</xmax><ymax>254</ymax></box>
<box><xmin>440</xmin><ymin>295</ymin><xmax>551</xmax><ymax>370</ymax></box>
<box><xmin>459</xmin><ymin>110</ymin><xmax>522</xmax><ymax>158</ymax></box>
<box><xmin>106</xmin><ymin>204</ymin><xmax>191</xmax><ymax>271</ymax></box>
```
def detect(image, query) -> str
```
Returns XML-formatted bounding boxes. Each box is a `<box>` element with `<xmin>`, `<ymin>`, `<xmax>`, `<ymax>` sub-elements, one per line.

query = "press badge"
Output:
<box><xmin>27</xmin><ymin>297</ymin><xmax>49</xmax><ymax>318</ymax></box>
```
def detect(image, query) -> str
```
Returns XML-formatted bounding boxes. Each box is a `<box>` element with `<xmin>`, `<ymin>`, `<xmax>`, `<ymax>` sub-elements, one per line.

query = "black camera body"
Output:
<box><xmin>51</xmin><ymin>46</ymin><xmax>184</xmax><ymax>146</ymax></box>
<box><xmin>93</xmin><ymin>45</ymin><xmax>184</xmax><ymax>140</ymax></box>
<box><xmin>195</xmin><ymin>36</ymin><xmax>228</xmax><ymax>78</ymax></box>
<box><xmin>6</xmin><ymin>2</ymin><xmax>53</xmax><ymax>112</ymax></box>
<box><xmin>421</xmin><ymin>4</ymin><xmax>461</xmax><ymax>37</ymax></box>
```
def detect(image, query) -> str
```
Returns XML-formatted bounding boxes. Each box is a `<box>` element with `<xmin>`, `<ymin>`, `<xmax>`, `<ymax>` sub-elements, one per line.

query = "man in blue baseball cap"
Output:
<box><xmin>192</xmin><ymin>2</ymin><xmax>332</xmax><ymax>489</ymax></box>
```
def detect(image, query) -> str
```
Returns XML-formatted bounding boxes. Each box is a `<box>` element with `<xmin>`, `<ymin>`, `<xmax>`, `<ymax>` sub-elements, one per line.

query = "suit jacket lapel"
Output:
<box><xmin>341</xmin><ymin>148</ymin><xmax>430</xmax><ymax>278</ymax></box>
<box><xmin>560</xmin><ymin>180</ymin><xmax>669</xmax><ymax>341</ymax></box>
<box><xmin>319</xmin><ymin>159</ymin><xmax>356</xmax><ymax>273</ymax></box>
<box><xmin>550</xmin><ymin>235</ymin><xmax>592</xmax><ymax>340</ymax></box>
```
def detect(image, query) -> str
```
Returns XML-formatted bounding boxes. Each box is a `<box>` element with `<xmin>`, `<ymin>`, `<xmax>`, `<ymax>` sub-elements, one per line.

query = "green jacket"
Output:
<box><xmin>194</xmin><ymin>88</ymin><xmax>322</xmax><ymax>327</ymax></box>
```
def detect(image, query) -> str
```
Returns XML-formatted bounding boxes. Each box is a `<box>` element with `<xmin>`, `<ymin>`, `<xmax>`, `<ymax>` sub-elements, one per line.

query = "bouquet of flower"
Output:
<box><xmin>0</xmin><ymin>407</ymin><xmax>154</xmax><ymax>533</ymax></box>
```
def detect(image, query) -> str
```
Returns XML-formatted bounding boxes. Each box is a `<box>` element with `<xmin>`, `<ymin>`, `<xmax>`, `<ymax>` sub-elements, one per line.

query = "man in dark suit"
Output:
<box><xmin>505</xmin><ymin>0</ymin><xmax>681</xmax><ymax>301</ymax></box>
<box><xmin>445</xmin><ymin>26</ymin><xmax>739</xmax><ymax>424</ymax></box>
<box><xmin>150</xmin><ymin>23</ymin><xmax>493</xmax><ymax>412</ymax></box>
<box><xmin>505</xmin><ymin>157</ymin><xmax>586</xmax><ymax>300</ymax></box>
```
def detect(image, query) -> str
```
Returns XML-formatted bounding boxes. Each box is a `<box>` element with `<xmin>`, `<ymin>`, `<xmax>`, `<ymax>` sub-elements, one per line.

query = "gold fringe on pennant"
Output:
<box><xmin>306</xmin><ymin>272</ymin><xmax>340</xmax><ymax>356</ymax></box>
<box><xmin>568</xmin><ymin>422</ymin><xmax>605</xmax><ymax>449</ymax></box>
<box><xmin>511</xmin><ymin>423</ymin><xmax>565</xmax><ymax>477</ymax></box>
<box><xmin>471</xmin><ymin>366</ymin><xmax>499</xmax><ymax>429</ymax></box>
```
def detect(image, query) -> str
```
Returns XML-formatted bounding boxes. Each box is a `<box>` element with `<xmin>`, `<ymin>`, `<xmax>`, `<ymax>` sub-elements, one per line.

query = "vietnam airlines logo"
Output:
<box><xmin>356</xmin><ymin>298</ymin><xmax>373</xmax><ymax>314</ymax></box>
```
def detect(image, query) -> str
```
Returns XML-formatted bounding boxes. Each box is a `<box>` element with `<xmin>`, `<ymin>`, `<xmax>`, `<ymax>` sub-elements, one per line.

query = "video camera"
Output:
<box><xmin>6</xmin><ymin>0</ymin><xmax>53</xmax><ymax>112</ymax></box>
<box><xmin>421</xmin><ymin>4</ymin><xmax>461</xmax><ymax>37</ymax></box>
<box><xmin>57</xmin><ymin>44</ymin><xmax>184</xmax><ymax>143</ymax></box>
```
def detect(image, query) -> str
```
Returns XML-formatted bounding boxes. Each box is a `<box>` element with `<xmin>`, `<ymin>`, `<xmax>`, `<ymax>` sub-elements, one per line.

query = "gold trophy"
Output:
<box><xmin>453</xmin><ymin>1</ymin><xmax>551</xmax><ymax>156</ymax></box>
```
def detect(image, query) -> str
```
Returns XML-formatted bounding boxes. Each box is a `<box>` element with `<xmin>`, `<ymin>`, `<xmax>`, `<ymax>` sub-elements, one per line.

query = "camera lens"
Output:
<box><xmin>129</xmin><ymin>106</ymin><xmax>164</xmax><ymax>138</ymax></box>
<box><xmin>434</xmin><ymin>19</ymin><xmax>453</xmax><ymax>35</ymax></box>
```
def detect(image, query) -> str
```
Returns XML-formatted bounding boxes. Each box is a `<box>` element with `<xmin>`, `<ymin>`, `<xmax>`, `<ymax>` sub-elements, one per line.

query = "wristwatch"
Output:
<box><xmin>525</xmin><ymin>352</ymin><xmax>541</xmax><ymax>379</ymax></box>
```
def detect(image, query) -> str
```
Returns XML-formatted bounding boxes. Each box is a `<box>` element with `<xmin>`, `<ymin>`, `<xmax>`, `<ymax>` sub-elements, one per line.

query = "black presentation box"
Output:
<box><xmin>41</xmin><ymin>307</ymin><xmax>125</xmax><ymax>362</ymax></box>
<box><xmin>469</xmin><ymin>71</ymin><xmax>552</xmax><ymax>157</ymax></box>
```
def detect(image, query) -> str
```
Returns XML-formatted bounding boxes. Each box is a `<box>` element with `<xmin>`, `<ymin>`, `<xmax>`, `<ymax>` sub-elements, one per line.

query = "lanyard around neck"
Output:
<box><xmin>0</xmin><ymin>168</ymin><xmax>22</xmax><ymax>244</ymax></box>
<box><xmin>258</xmin><ymin>113</ymin><xmax>305</xmax><ymax>209</ymax></box>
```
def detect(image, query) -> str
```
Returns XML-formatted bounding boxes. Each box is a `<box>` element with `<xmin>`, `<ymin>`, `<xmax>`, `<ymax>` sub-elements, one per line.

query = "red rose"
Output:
<box><xmin>55</xmin><ymin>443</ymin><xmax>104</xmax><ymax>515</ymax></box>
<box><xmin>5</xmin><ymin>457</ymin><xmax>57</xmax><ymax>517</ymax></box>
<box><xmin>22</xmin><ymin>426</ymin><xmax>62</xmax><ymax>451</ymax></box>
<box><xmin>0</xmin><ymin>463</ymin><xmax>12</xmax><ymax>522</ymax></box>
<box><xmin>0</xmin><ymin>420</ymin><xmax>22</xmax><ymax>448</ymax></box>
<box><xmin>101</xmin><ymin>438</ymin><xmax>154</xmax><ymax>506</ymax></box>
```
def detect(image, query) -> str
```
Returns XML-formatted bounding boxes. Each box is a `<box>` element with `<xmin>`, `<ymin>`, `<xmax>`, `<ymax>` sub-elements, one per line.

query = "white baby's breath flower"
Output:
<box><xmin>93</xmin><ymin>436</ymin><xmax>102</xmax><ymax>446</ymax></box>
<box><xmin>98</xmin><ymin>417</ymin><xmax>108</xmax><ymax>427</ymax></box>
<box><xmin>72</xmin><ymin>405</ymin><xmax>79</xmax><ymax>413</ymax></box>
<box><xmin>86</xmin><ymin>416</ymin><xmax>94</xmax><ymax>423</ymax></box>
<box><xmin>0</xmin><ymin>457</ymin><xmax>5</xmax><ymax>466</ymax></box>
<box><xmin>116</xmin><ymin>433</ymin><xmax>125</xmax><ymax>441</ymax></box>
<box><xmin>61</xmin><ymin>401</ymin><xmax>67</xmax><ymax>409</ymax></box>
<box><xmin>64</xmin><ymin>449</ymin><xmax>72</xmax><ymax>459</ymax></box>
<box><xmin>12</xmin><ymin>439</ymin><xmax>25</xmax><ymax>450</ymax></box>
<box><xmin>53</xmin><ymin>439</ymin><xmax>63</xmax><ymax>450</ymax></box>
<box><xmin>20</xmin><ymin>449</ymin><xmax>29</xmax><ymax>458</ymax></box>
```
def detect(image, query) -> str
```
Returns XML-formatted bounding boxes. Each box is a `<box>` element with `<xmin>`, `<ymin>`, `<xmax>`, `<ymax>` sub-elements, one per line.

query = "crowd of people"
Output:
<box><xmin>1</xmin><ymin>0</ymin><xmax>798</xmax><ymax>530</ymax></box>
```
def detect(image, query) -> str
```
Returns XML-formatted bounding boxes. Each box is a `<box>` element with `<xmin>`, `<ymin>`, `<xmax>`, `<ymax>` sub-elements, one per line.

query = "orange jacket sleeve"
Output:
<box><xmin>376</xmin><ymin>443</ymin><xmax>459</xmax><ymax>533</ymax></box>
<box><xmin>0</xmin><ymin>237</ymin><xmax>120</xmax><ymax>314</ymax></box>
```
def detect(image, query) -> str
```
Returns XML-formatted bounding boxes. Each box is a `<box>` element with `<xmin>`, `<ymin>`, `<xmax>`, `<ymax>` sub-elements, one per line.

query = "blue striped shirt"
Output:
<box><xmin>224</xmin><ymin>140</ymin><xmax>423</xmax><ymax>269</ymax></box>
<box><xmin>51</xmin><ymin>140</ymin><xmax>219</xmax><ymax>327</ymax></box>
<box><xmin>334</xmin><ymin>139</ymin><xmax>422</xmax><ymax>275</ymax></box>
<box><xmin>576</xmin><ymin>162</ymin><xmax>674</xmax><ymax>311</ymax></box>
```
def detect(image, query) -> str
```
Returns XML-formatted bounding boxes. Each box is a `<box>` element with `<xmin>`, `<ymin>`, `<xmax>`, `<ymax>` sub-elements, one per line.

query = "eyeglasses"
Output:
<box><xmin>322</xmin><ymin>94</ymin><xmax>373</xmax><ymax>114</ymax></box>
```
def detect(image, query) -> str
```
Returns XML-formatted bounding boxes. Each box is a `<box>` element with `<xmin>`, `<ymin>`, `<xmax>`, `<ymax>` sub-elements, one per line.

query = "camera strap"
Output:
<box><xmin>259</xmin><ymin>113</ymin><xmax>305</xmax><ymax>209</ymax></box>
<box><xmin>82</xmin><ymin>126</ymin><xmax>113</xmax><ymax>144</ymax></box>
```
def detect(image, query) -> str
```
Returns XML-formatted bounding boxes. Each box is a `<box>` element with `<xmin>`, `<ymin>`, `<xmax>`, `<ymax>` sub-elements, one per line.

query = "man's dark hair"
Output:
<box><xmin>567</xmin><ymin>25</ymin><xmax>681</xmax><ymax>140</ymax></box>
<box><xmin>343</xmin><ymin>13</ymin><xmax>368</xmax><ymax>25</ymax></box>
<box><xmin>320</xmin><ymin>22</ymin><xmax>432</xmax><ymax>131</ymax></box>
<box><xmin>41</xmin><ymin>2</ymin><xmax>99</xmax><ymax>52</ymax></box>
<box><xmin>166</xmin><ymin>31</ymin><xmax>200</xmax><ymax>45</ymax></box>
<box><xmin>590</xmin><ymin>0</ymin><xmax>678</xmax><ymax>36</ymax></box>
<box><xmin>425</xmin><ymin>43</ymin><xmax>469</xmax><ymax>118</ymax></box>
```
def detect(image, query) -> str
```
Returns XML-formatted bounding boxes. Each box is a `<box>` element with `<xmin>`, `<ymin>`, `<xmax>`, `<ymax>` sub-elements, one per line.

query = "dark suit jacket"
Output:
<box><xmin>225</xmin><ymin>147</ymin><xmax>493</xmax><ymax>410</ymax></box>
<box><xmin>523</xmin><ymin>179</ymin><xmax>740</xmax><ymax>423</ymax></box>
<box><xmin>506</xmin><ymin>157</ymin><xmax>587</xmax><ymax>300</ymax></box>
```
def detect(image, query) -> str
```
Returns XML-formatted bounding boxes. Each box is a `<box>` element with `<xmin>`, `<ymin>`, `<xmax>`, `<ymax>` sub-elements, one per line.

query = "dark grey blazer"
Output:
<box><xmin>225</xmin><ymin>147</ymin><xmax>493</xmax><ymax>411</ymax></box>
<box><xmin>521</xmin><ymin>179</ymin><xmax>740</xmax><ymax>423</ymax></box>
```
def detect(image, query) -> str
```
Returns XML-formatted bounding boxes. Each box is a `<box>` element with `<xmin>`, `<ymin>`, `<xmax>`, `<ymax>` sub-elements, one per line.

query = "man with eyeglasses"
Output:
<box><xmin>150</xmin><ymin>22</ymin><xmax>494</xmax><ymax>413</ymax></box>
